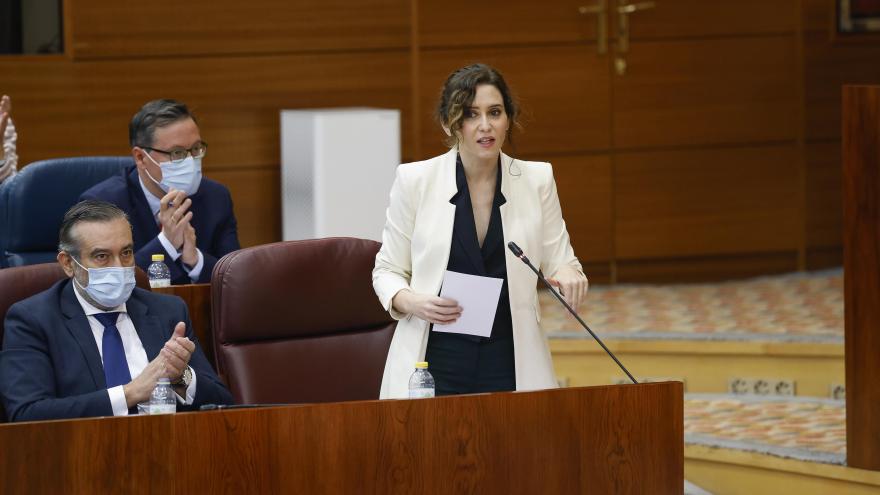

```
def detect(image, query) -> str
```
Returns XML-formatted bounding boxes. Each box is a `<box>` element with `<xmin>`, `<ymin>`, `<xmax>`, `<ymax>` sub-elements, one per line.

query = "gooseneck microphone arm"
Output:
<box><xmin>507</xmin><ymin>242</ymin><xmax>638</xmax><ymax>384</ymax></box>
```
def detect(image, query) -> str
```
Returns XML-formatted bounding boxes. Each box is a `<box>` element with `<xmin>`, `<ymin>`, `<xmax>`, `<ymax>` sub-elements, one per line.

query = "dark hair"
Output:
<box><xmin>435</xmin><ymin>63</ymin><xmax>521</xmax><ymax>147</ymax></box>
<box><xmin>58</xmin><ymin>200</ymin><xmax>129</xmax><ymax>257</ymax></box>
<box><xmin>129</xmin><ymin>99</ymin><xmax>197</xmax><ymax>148</ymax></box>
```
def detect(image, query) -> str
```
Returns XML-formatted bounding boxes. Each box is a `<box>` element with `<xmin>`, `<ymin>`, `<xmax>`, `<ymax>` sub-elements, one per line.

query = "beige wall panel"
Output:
<box><xmin>545</xmin><ymin>154</ymin><xmax>613</xmax><ymax>263</ymax></box>
<box><xmin>614</xmin><ymin>145</ymin><xmax>800</xmax><ymax>259</ymax></box>
<box><xmin>628</xmin><ymin>0</ymin><xmax>797</xmax><ymax>39</ymax></box>
<box><xmin>614</xmin><ymin>37</ymin><xmax>798</xmax><ymax>148</ymax></box>
<box><xmin>419</xmin><ymin>1</ymin><xmax>596</xmax><ymax>48</ymax></box>
<box><xmin>805</xmin><ymin>141</ymin><xmax>842</xmax><ymax>248</ymax></box>
<box><xmin>804</xmin><ymin>31</ymin><xmax>880</xmax><ymax>140</ymax></box>
<box><xmin>418</xmin><ymin>46</ymin><xmax>611</xmax><ymax>159</ymax></box>
<box><xmin>1</xmin><ymin>51</ymin><xmax>411</xmax><ymax>169</ymax></box>
<box><xmin>69</xmin><ymin>0</ymin><xmax>410</xmax><ymax>58</ymax></box>
<box><xmin>206</xmin><ymin>168</ymin><xmax>280</xmax><ymax>248</ymax></box>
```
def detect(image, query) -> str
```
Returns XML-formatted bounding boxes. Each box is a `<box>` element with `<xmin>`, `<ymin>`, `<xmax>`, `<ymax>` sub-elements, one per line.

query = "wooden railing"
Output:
<box><xmin>843</xmin><ymin>84</ymin><xmax>880</xmax><ymax>471</ymax></box>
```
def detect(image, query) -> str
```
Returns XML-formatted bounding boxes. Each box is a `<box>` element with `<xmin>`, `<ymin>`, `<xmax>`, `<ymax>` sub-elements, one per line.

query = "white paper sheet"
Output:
<box><xmin>433</xmin><ymin>270</ymin><xmax>504</xmax><ymax>338</ymax></box>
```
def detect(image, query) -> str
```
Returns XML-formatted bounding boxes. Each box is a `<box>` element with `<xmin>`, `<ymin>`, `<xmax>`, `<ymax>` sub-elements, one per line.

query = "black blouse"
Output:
<box><xmin>444</xmin><ymin>154</ymin><xmax>513</xmax><ymax>342</ymax></box>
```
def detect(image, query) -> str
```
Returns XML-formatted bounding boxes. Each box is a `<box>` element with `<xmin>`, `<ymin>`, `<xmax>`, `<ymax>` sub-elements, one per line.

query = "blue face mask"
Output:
<box><xmin>143</xmin><ymin>152</ymin><xmax>202</xmax><ymax>196</ymax></box>
<box><xmin>71</xmin><ymin>257</ymin><xmax>136</xmax><ymax>308</ymax></box>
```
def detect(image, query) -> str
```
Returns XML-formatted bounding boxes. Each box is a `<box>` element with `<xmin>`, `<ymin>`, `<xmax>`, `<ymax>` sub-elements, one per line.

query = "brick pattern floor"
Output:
<box><xmin>684</xmin><ymin>394</ymin><xmax>846</xmax><ymax>464</ymax></box>
<box><xmin>538</xmin><ymin>269</ymin><xmax>848</xmax><ymax>464</ymax></box>
<box><xmin>541</xmin><ymin>269</ymin><xmax>843</xmax><ymax>342</ymax></box>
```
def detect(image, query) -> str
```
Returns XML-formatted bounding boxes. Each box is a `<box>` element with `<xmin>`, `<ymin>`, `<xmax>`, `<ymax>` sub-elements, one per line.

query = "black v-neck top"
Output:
<box><xmin>444</xmin><ymin>155</ymin><xmax>513</xmax><ymax>341</ymax></box>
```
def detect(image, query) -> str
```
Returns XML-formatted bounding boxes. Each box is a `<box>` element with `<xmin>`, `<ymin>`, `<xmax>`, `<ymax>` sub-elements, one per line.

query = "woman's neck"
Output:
<box><xmin>459</xmin><ymin>150</ymin><xmax>499</xmax><ymax>183</ymax></box>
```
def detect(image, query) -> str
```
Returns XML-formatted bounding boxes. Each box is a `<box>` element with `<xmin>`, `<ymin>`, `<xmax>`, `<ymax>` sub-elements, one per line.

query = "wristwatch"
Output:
<box><xmin>172</xmin><ymin>367</ymin><xmax>193</xmax><ymax>388</ymax></box>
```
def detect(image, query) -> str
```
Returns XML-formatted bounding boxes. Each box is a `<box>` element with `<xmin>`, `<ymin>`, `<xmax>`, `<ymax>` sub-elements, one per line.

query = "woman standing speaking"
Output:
<box><xmin>373</xmin><ymin>63</ymin><xmax>587</xmax><ymax>398</ymax></box>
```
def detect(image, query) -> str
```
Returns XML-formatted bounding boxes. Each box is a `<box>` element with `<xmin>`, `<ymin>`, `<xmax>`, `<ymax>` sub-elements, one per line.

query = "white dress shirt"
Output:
<box><xmin>137</xmin><ymin>175</ymin><xmax>205</xmax><ymax>281</ymax></box>
<box><xmin>73</xmin><ymin>285</ymin><xmax>198</xmax><ymax>416</ymax></box>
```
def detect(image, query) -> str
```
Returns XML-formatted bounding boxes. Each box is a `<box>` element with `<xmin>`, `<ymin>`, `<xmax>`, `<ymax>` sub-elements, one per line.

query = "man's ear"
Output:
<box><xmin>58</xmin><ymin>251</ymin><xmax>75</xmax><ymax>278</ymax></box>
<box><xmin>132</xmin><ymin>147</ymin><xmax>147</xmax><ymax>169</ymax></box>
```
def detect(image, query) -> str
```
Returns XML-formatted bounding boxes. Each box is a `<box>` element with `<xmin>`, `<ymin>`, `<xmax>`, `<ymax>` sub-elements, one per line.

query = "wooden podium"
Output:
<box><xmin>0</xmin><ymin>383</ymin><xmax>682</xmax><ymax>494</ymax></box>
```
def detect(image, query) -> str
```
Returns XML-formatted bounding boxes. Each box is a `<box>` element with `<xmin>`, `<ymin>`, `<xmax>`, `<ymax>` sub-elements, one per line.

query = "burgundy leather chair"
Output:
<box><xmin>0</xmin><ymin>262</ymin><xmax>150</xmax><ymax>421</ymax></box>
<box><xmin>211</xmin><ymin>238</ymin><xmax>395</xmax><ymax>405</ymax></box>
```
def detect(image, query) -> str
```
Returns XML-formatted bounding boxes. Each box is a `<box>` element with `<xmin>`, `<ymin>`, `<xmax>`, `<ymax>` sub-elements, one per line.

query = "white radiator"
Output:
<box><xmin>280</xmin><ymin>108</ymin><xmax>400</xmax><ymax>241</ymax></box>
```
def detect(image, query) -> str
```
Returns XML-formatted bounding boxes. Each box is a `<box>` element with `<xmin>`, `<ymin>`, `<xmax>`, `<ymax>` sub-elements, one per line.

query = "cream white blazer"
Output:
<box><xmin>373</xmin><ymin>147</ymin><xmax>582</xmax><ymax>399</ymax></box>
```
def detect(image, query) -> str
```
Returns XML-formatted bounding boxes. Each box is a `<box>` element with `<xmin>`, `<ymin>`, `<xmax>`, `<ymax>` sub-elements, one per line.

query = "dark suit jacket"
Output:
<box><xmin>80</xmin><ymin>165</ymin><xmax>240</xmax><ymax>284</ymax></box>
<box><xmin>0</xmin><ymin>279</ymin><xmax>233</xmax><ymax>422</ymax></box>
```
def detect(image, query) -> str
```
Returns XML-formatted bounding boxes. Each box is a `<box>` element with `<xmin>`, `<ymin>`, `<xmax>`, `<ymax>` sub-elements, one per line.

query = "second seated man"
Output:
<box><xmin>81</xmin><ymin>99</ymin><xmax>240</xmax><ymax>284</ymax></box>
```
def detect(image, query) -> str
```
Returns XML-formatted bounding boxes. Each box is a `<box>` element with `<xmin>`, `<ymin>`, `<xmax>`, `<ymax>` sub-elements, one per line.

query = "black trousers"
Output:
<box><xmin>424</xmin><ymin>330</ymin><xmax>516</xmax><ymax>396</ymax></box>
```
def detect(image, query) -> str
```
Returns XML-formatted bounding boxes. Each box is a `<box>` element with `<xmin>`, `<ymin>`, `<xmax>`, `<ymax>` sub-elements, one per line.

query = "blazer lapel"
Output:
<box><xmin>499</xmin><ymin>152</ymin><xmax>529</xmax><ymax>275</ymax></box>
<box><xmin>126</xmin><ymin>293</ymin><xmax>165</xmax><ymax>361</ymax></box>
<box><xmin>419</xmin><ymin>148</ymin><xmax>459</xmax><ymax>296</ymax></box>
<box><xmin>60</xmin><ymin>281</ymin><xmax>107</xmax><ymax>389</ymax></box>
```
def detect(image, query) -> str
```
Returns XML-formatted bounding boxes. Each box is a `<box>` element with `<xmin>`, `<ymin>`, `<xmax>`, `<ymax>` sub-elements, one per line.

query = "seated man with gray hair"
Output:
<box><xmin>0</xmin><ymin>200</ymin><xmax>232</xmax><ymax>421</ymax></box>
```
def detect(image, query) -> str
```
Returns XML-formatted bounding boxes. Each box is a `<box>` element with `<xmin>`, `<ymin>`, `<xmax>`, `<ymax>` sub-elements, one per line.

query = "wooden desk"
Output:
<box><xmin>0</xmin><ymin>383</ymin><xmax>683</xmax><ymax>494</ymax></box>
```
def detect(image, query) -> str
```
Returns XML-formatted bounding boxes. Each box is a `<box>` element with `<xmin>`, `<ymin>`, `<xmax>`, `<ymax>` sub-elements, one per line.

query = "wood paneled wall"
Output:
<box><xmin>1</xmin><ymin>0</ymin><xmax>876</xmax><ymax>282</ymax></box>
<box><xmin>803</xmin><ymin>0</ymin><xmax>880</xmax><ymax>270</ymax></box>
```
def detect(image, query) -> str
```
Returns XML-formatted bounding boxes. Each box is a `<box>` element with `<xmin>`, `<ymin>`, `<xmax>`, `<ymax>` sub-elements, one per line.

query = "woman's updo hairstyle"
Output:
<box><xmin>435</xmin><ymin>63</ymin><xmax>521</xmax><ymax>148</ymax></box>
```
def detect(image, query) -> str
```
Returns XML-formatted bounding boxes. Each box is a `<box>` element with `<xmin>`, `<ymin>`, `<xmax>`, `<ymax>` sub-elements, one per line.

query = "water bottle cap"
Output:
<box><xmin>151</xmin><ymin>254</ymin><xmax>165</xmax><ymax>262</ymax></box>
<box><xmin>415</xmin><ymin>361</ymin><xmax>428</xmax><ymax>369</ymax></box>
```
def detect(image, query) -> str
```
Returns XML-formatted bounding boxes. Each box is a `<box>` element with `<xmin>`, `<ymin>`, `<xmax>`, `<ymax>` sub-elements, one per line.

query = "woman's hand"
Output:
<box><xmin>546</xmin><ymin>266</ymin><xmax>588</xmax><ymax>313</ymax></box>
<box><xmin>392</xmin><ymin>289</ymin><xmax>462</xmax><ymax>325</ymax></box>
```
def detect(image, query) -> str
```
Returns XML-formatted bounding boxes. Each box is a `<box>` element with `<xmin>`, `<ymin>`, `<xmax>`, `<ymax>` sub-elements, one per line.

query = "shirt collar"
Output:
<box><xmin>138</xmin><ymin>174</ymin><xmax>163</xmax><ymax>220</ymax></box>
<box><xmin>72</xmin><ymin>280</ymin><xmax>128</xmax><ymax>316</ymax></box>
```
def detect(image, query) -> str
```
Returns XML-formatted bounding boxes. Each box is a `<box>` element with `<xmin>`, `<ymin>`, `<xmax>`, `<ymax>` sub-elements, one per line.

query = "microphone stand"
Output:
<box><xmin>508</xmin><ymin>242</ymin><xmax>638</xmax><ymax>384</ymax></box>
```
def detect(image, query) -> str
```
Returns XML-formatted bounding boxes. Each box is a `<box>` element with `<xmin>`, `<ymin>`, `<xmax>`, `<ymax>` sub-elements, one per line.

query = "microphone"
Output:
<box><xmin>507</xmin><ymin>242</ymin><xmax>638</xmax><ymax>384</ymax></box>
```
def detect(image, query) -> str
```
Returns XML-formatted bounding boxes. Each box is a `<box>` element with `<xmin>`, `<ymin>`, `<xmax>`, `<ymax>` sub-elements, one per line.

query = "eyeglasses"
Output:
<box><xmin>141</xmin><ymin>142</ymin><xmax>208</xmax><ymax>163</ymax></box>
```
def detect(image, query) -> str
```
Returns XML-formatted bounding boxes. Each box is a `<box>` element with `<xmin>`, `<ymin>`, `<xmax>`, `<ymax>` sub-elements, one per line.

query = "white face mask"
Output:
<box><xmin>71</xmin><ymin>257</ymin><xmax>136</xmax><ymax>308</ymax></box>
<box><xmin>143</xmin><ymin>152</ymin><xmax>202</xmax><ymax>196</ymax></box>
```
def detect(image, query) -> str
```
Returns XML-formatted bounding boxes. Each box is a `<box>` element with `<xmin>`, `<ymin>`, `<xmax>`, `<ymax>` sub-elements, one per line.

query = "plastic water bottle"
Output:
<box><xmin>408</xmin><ymin>362</ymin><xmax>435</xmax><ymax>399</ymax></box>
<box><xmin>149</xmin><ymin>378</ymin><xmax>176</xmax><ymax>414</ymax></box>
<box><xmin>148</xmin><ymin>254</ymin><xmax>171</xmax><ymax>288</ymax></box>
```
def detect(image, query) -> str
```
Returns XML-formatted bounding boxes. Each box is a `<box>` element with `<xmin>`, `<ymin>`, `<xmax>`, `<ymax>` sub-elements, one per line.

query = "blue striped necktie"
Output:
<box><xmin>93</xmin><ymin>312</ymin><xmax>132</xmax><ymax>387</ymax></box>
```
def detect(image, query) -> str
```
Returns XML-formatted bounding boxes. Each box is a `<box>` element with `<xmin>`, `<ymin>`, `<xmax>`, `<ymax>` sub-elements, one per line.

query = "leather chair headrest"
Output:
<box><xmin>212</xmin><ymin>237</ymin><xmax>391</xmax><ymax>344</ymax></box>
